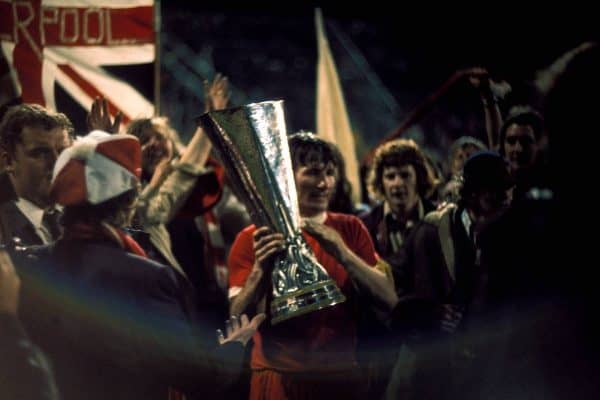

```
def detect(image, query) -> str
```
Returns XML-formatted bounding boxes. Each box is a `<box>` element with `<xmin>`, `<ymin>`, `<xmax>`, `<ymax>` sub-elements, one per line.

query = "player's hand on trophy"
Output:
<box><xmin>252</xmin><ymin>227</ymin><xmax>285</xmax><ymax>272</ymax></box>
<box><xmin>302</xmin><ymin>220</ymin><xmax>347</xmax><ymax>262</ymax></box>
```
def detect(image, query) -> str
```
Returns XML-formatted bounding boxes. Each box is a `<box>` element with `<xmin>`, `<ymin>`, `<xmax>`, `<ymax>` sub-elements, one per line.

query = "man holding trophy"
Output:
<box><xmin>198</xmin><ymin>102</ymin><xmax>396</xmax><ymax>400</ymax></box>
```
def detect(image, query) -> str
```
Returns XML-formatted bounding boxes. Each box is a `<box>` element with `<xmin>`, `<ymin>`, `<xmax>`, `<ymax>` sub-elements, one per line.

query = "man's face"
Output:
<box><xmin>139</xmin><ymin>127</ymin><xmax>173</xmax><ymax>180</ymax></box>
<box><xmin>382</xmin><ymin>164</ymin><xmax>419</xmax><ymax>216</ymax></box>
<box><xmin>473</xmin><ymin>187</ymin><xmax>513</xmax><ymax>225</ymax></box>
<box><xmin>504</xmin><ymin>124</ymin><xmax>539</xmax><ymax>173</ymax></box>
<box><xmin>7</xmin><ymin>126</ymin><xmax>71</xmax><ymax>208</ymax></box>
<box><xmin>452</xmin><ymin>144</ymin><xmax>481</xmax><ymax>176</ymax></box>
<box><xmin>295</xmin><ymin>161</ymin><xmax>337</xmax><ymax>217</ymax></box>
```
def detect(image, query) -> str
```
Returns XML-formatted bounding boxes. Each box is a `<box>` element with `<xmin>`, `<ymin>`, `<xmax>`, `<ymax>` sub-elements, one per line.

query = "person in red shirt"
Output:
<box><xmin>228</xmin><ymin>132</ymin><xmax>397</xmax><ymax>400</ymax></box>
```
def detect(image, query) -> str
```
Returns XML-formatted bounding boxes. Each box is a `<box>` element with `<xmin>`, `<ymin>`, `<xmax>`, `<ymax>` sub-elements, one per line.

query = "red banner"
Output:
<box><xmin>0</xmin><ymin>0</ymin><xmax>155</xmax><ymax>124</ymax></box>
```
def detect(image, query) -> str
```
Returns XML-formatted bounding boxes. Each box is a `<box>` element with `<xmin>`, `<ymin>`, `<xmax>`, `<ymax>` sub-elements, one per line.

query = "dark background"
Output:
<box><xmin>2</xmin><ymin>2</ymin><xmax>597</xmax><ymax>165</ymax></box>
<box><xmin>158</xmin><ymin>2</ymin><xmax>598</xmax><ymax>164</ymax></box>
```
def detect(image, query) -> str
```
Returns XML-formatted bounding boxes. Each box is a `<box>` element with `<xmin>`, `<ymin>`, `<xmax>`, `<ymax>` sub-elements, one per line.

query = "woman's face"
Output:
<box><xmin>139</xmin><ymin>126</ymin><xmax>174</xmax><ymax>180</ymax></box>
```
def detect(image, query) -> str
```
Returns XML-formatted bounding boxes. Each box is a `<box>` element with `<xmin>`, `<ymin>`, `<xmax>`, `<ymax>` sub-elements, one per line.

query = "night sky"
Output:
<box><xmin>12</xmin><ymin>2</ymin><xmax>596</xmax><ymax>165</ymax></box>
<box><xmin>159</xmin><ymin>3</ymin><xmax>597</xmax><ymax>162</ymax></box>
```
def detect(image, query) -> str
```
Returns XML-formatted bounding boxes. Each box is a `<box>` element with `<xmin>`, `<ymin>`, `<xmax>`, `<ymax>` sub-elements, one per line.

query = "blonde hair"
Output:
<box><xmin>126</xmin><ymin>116</ymin><xmax>185</xmax><ymax>156</ymax></box>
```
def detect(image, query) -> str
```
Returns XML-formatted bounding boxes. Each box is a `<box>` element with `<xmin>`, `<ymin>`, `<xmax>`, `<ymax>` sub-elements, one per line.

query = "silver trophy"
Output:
<box><xmin>196</xmin><ymin>100</ymin><xmax>346</xmax><ymax>324</ymax></box>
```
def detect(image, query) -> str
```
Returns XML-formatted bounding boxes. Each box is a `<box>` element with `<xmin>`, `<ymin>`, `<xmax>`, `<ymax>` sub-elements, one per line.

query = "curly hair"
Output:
<box><xmin>0</xmin><ymin>103</ymin><xmax>74</xmax><ymax>153</ymax></box>
<box><xmin>367</xmin><ymin>138</ymin><xmax>434</xmax><ymax>201</ymax></box>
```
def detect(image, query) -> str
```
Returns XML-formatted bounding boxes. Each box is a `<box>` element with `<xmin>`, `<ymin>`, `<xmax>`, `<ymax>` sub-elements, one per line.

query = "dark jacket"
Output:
<box><xmin>0</xmin><ymin>201</ymin><xmax>45</xmax><ymax>245</ymax></box>
<box><xmin>14</xmin><ymin>237</ymin><xmax>245</xmax><ymax>400</ymax></box>
<box><xmin>0</xmin><ymin>198</ymin><xmax>61</xmax><ymax>246</ymax></box>
<box><xmin>359</xmin><ymin>200</ymin><xmax>436</xmax><ymax>264</ymax></box>
<box><xmin>384</xmin><ymin>204</ymin><xmax>486</xmax><ymax>400</ymax></box>
<box><xmin>0</xmin><ymin>314</ymin><xmax>60</xmax><ymax>400</ymax></box>
<box><xmin>0</xmin><ymin>171</ymin><xmax>16</xmax><ymax>204</ymax></box>
<box><xmin>390</xmin><ymin>204</ymin><xmax>479</xmax><ymax>338</ymax></box>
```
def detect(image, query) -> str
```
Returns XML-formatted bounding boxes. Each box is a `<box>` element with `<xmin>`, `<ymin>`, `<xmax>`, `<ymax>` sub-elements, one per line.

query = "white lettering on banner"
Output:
<box><xmin>83</xmin><ymin>8</ymin><xmax>104</xmax><ymax>44</ymax></box>
<box><xmin>40</xmin><ymin>6</ymin><xmax>58</xmax><ymax>46</ymax></box>
<box><xmin>59</xmin><ymin>8</ymin><xmax>78</xmax><ymax>44</ymax></box>
<box><xmin>106</xmin><ymin>8</ymin><xmax>127</xmax><ymax>45</ymax></box>
<box><xmin>4</xmin><ymin>2</ymin><xmax>147</xmax><ymax>46</ymax></box>
<box><xmin>1</xmin><ymin>0</ymin><xmax>154</xmax><ymax>117</ymax></box>
<box><xmin>13</xmin><ymin>1</ymin><xmax>43</xmax><ymax>59</ymax></box>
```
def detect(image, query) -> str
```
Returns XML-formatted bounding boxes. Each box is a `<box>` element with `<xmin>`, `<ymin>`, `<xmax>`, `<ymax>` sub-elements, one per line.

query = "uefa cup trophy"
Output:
<box><xmin>196</xmin><ymin>100</ymin><xmax>346</xmax><ymax>324</ymax></box>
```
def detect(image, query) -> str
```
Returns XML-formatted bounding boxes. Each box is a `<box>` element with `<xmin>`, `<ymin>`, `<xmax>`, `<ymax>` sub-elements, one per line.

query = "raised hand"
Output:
<box><xmin>216</xmin><ymin>313</ymin><xmax>266</xmax><ymax>346</ymax></box>
<box><xmin>463</xmin><ymin>67</ymin><xmax>490</xmax><ymax>89</ymax></box>
<box><xmin>463</xmin><ymin>67</ymin><xmax>511</xmax><ymax>103</ymax></box>
<box><xmin>87</xmin><ymin>97</ymin><xmax>123</xmax><ymax>133</ymax></box>
<box><xmin>204</xmin><ymin>73</ymin><xmax>230</xmax><ymax>112</ymax></box>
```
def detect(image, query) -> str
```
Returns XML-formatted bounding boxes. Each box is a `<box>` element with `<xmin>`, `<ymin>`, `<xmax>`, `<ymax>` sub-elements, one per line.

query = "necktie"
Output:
<box><xmin>386</xmin><ymin>214</ymin><xmax>404</xmax><ymax>252</ymax></box>
<box><xmin>40</xmin><ymin>209</ymin><xmax>60</xmax><ymax>243</ymax></box>
<box><xmin>37</xmin><ymin>222</ymin><xmax>53</xmax><ymax>244</ymax></box>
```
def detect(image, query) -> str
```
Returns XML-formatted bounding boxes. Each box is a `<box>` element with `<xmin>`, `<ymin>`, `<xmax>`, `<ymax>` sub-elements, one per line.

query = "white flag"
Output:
<box><xmin>315</xmin><ymin>8</ymin><xmax>360</xmax><ymax>204</ymax></box>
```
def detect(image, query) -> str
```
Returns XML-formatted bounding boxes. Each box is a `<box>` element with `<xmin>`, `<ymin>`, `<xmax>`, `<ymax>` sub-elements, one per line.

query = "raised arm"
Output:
<box><xmin>466</xmin><ymin>68</ymin><xmax>505</xmax><ymax>151</ymax></box>
<box><xmin>176</xmin><ymin>73</ymin><xmax>230</xmax><ymax>168</ymax></box>
<box><xmin>139</xmin><ymin>74</ymin><xmax>231</xmax><ymax>224</ymax></box>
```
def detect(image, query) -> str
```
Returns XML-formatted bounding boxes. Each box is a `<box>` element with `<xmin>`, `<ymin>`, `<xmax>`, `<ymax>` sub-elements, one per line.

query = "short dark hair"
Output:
<box><xmin>0</xmin><ymin>103</ymin><xmax>73</xmax><ymax>153</ymax></box>
<box><xmin>368</xmin><ymin>138</ymin><xmax>434</xmax><ymax>200</ymax></box>
<box><xmin>288</xmin><ymin>131</ymin><xmax>338</xmax><ymax>171</ymax></box>
<box><xmin>458</xmin><ymin>151</ymin><xmax>513</xmax><ymax>200</ymax></box>
<box><xmin>499</xmin><ymin>106</ymin><xmax>544</xmax><ymax>155</ymax></box>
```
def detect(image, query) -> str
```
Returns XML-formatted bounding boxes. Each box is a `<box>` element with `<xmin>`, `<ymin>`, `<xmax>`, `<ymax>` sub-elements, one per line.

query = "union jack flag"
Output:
<box><xmin>0</xmin><ymin>0</ymin><xmax>155</xmax><ymax>126</ymax></box>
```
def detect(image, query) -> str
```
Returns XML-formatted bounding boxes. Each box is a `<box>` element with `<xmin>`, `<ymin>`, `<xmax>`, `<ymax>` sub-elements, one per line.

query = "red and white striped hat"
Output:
<box><xmin>51</xmin><ymin>130</ymin><xmax>142</xmax><ymax>206</ymax></box>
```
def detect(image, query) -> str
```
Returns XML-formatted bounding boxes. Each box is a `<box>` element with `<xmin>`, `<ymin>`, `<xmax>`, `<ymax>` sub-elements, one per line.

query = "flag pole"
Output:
<box><xmin>154</xmin><ymin>0</ymin><xmax>161</xmax><ymax>116</ymax></box>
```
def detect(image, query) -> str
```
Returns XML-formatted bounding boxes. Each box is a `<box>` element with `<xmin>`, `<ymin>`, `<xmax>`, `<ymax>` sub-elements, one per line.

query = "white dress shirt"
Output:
<box><xmin>14</xmin><ymin>198</ymin><xmax>52</xmax><ymax>244</ymax></box>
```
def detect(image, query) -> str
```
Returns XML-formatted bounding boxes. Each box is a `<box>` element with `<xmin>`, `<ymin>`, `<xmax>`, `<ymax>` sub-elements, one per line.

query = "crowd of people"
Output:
<box><xmin>0</xmin><ymin>42</ymin><xmax>598</xmax><ymax>400</ymax></box>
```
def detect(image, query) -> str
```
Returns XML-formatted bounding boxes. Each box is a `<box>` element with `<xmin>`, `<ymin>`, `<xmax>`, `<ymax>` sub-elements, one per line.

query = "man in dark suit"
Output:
<box><xmin>15</xmin><ymin>130</ymin><xmax>264</xmax><ymax>400</ymax></box>
<box><xmin>0</xmin><ymin>104</ymin><xmax>73</xmax><ymax>245</ymax></box>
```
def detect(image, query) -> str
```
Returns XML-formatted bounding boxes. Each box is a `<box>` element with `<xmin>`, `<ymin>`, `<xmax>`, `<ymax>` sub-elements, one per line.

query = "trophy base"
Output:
<box><xmin>270</xmin><ymin>279</ymin><xmax>347</xmax><ymax>325</ymax></box>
